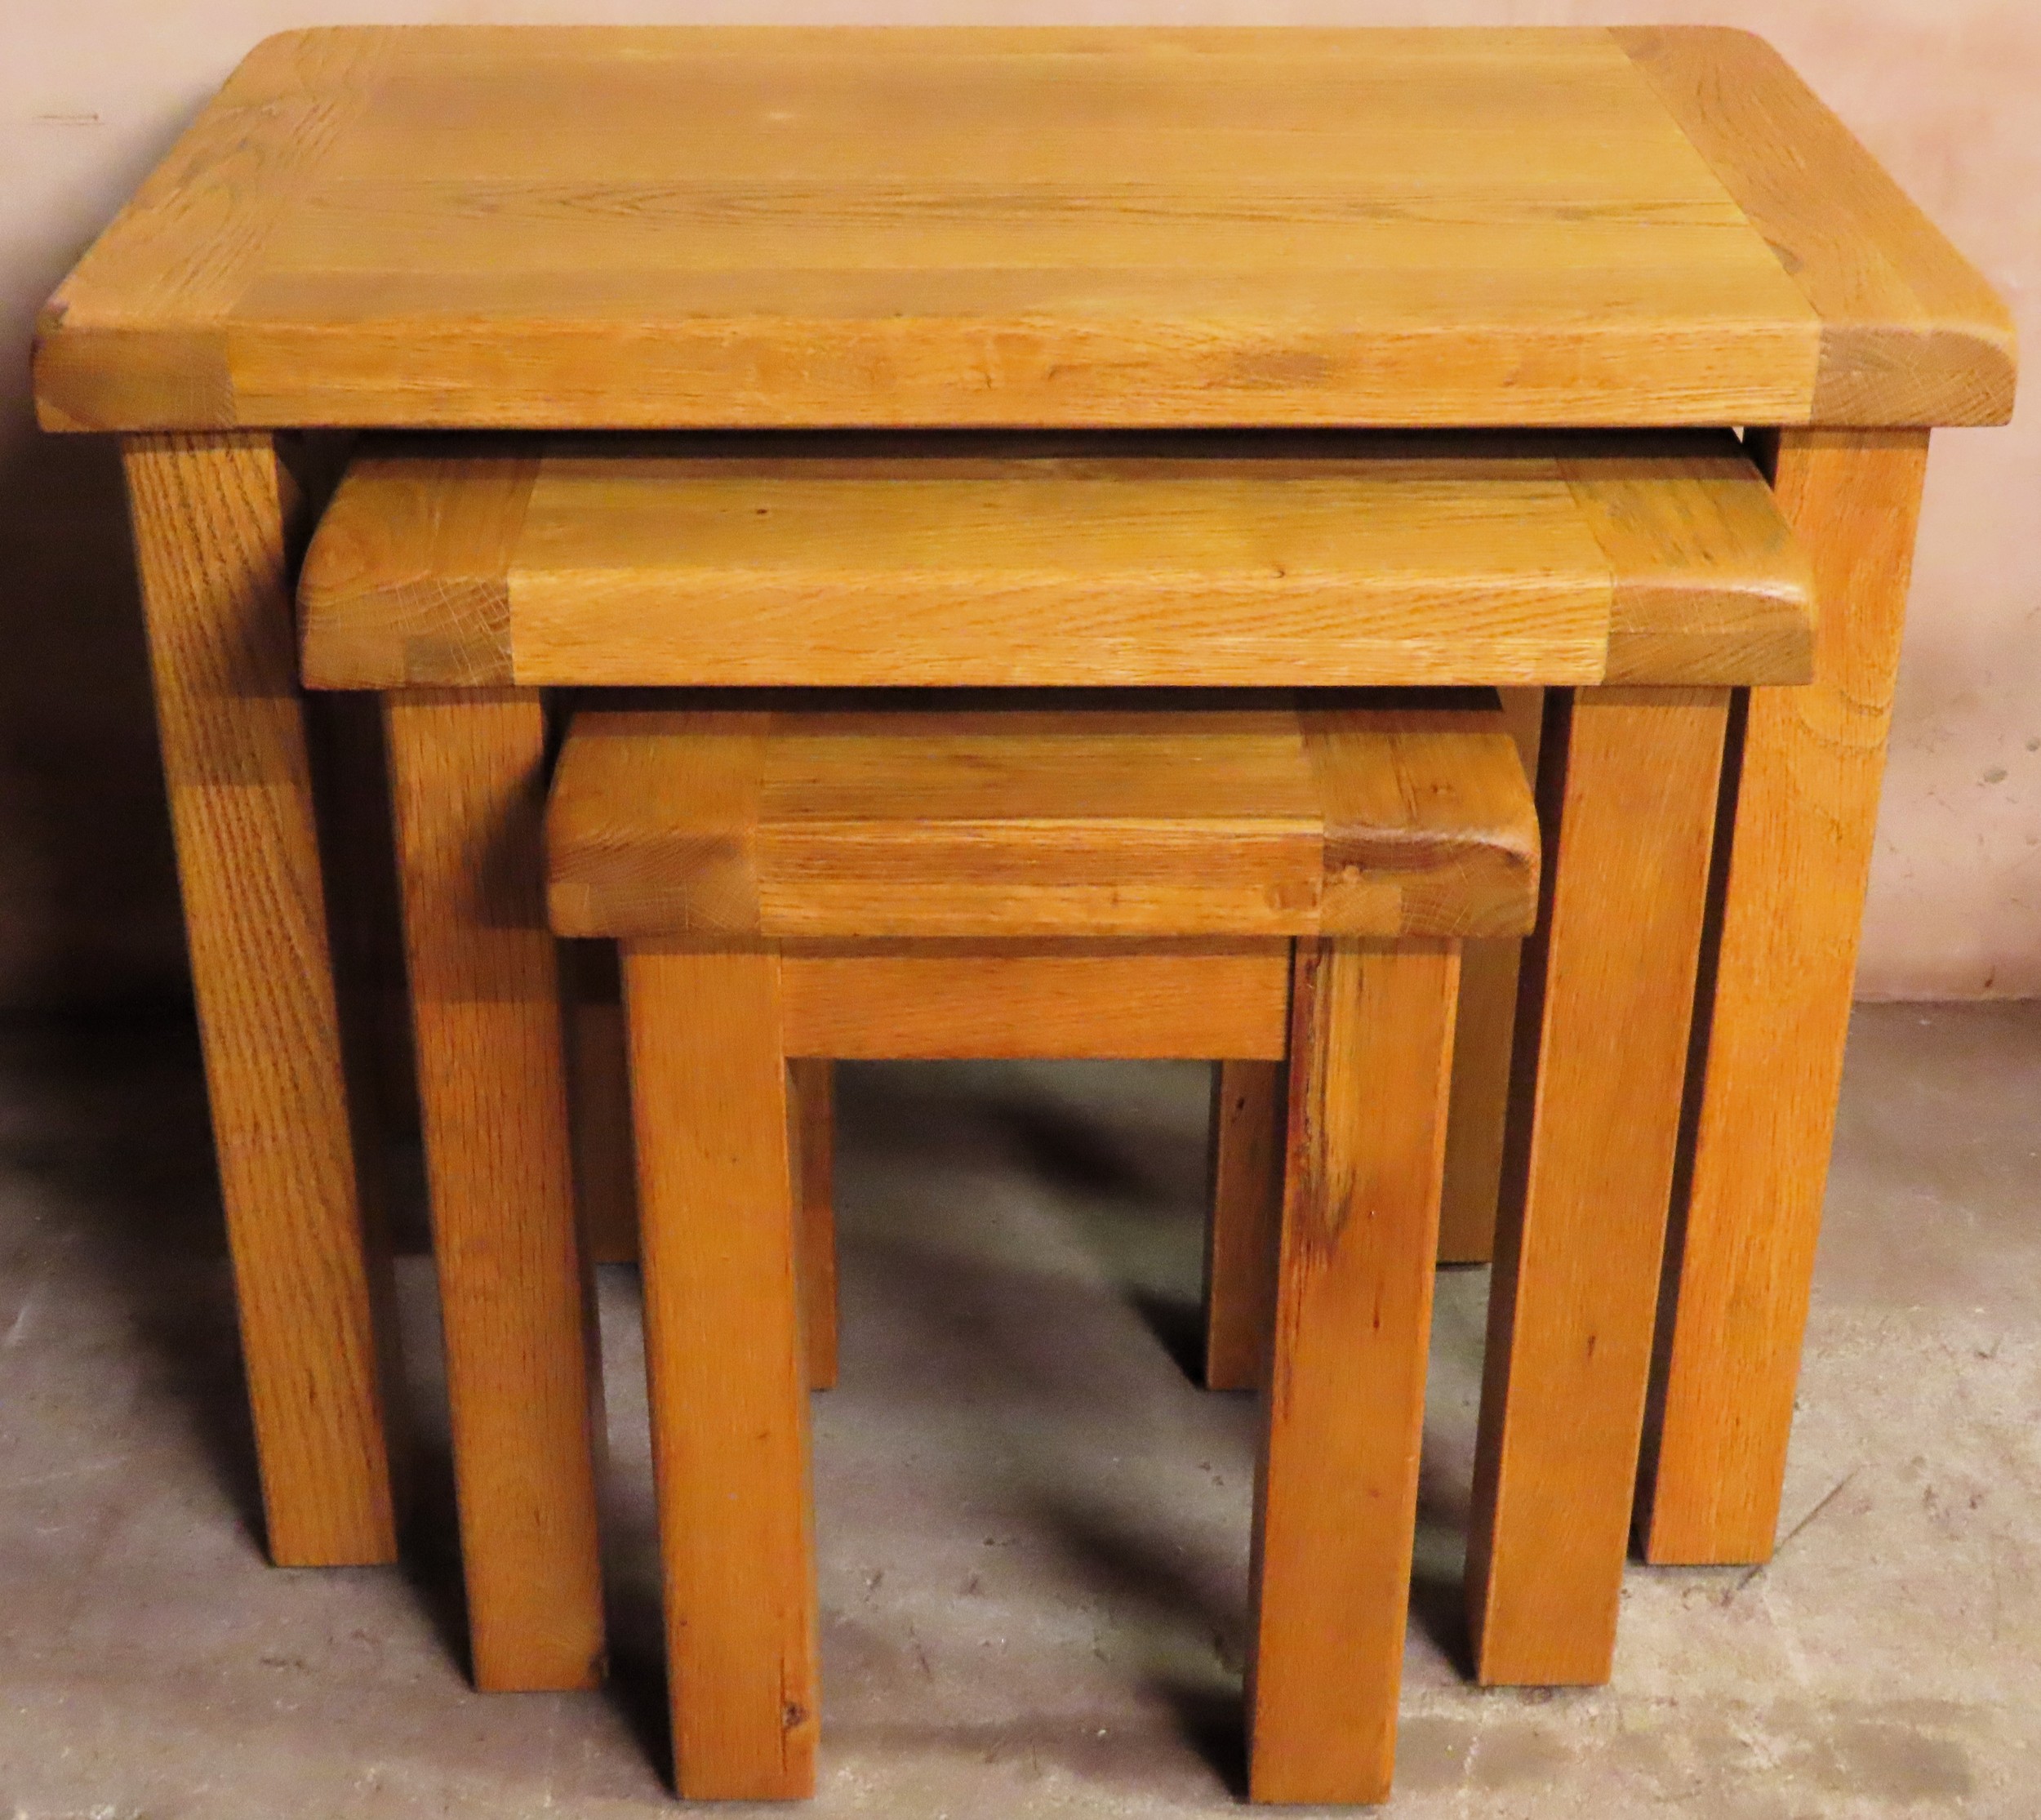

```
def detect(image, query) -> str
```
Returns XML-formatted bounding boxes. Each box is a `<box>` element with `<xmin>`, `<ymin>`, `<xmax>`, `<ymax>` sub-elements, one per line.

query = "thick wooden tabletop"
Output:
<box><xmin>298</xmin><ymin>431</ymin><xmax>1813</xmax><ymax>692</ymax></box>
<box><xmin>544</xmin><ymin>699</ymin><xmax>1541</xmax><ymax>942</ymax></box>
<box><xmin>37</xmin><ymin>27</ymin><xmax>2011</xmax><ymax>434</ymax></box>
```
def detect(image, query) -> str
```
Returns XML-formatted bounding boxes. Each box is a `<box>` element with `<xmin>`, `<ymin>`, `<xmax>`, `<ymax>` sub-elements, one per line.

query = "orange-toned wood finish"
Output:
<box><xmin>1247</xmin><ymin>939</ymin><xmax>1460</xmax><ymax>1803</ymax></box>
<box><xmin>1614</xmin><ymin>30</ymin><xmax>2012</xmax><ymax>426</ymax></box>
<box><xmin>383</xmin><ymin>691</ymin><xmax>607</xmax><ymax>1692</ymax></box>
<box><xmin>1639</xmin><ymin>429</ymin><xmax>1932</xmax><ymax>1564</ymax></box>
<box><xmin>565</xmin><ymin>947</ymin><xmax>641</xmax><ymax>1267</ymax></box>
<box><xmin>567</xmin><ymin>947</ymin><xmax>841</xmax><ymax>1390</ymax></box>
<box><xmin>37</xmin><ymin>30</ymin><xmax>2011</xmax><ymax>434</ymax></box>
<box><xmin>1465</xmin><ymin>687</ymin><xmax>1728</xmax><ymax>1684</ymax></box>
<box><xmin>623</xmin><ymin>941</ymin><xmax>820</xmax><ymax>1800</ymax></box>
<box><xmin>563</xmin><ymin>701</ymin><xmax>1531</xmax><ymax>1800</ymax></box>
<box><xmin>48</xmin><ymin>28</ymin><xmax>2010</xmax><ymax>1746</ymax></box>
<box><xmin>789</xmin><ymin>1058</ymin><xmax>839</xmax><ymax>1392</ymax></box>
<box><xmin>620</xmin><ymin>932</ymin><xmax>1464</xmax><ymax>1802</ymax></box>
<box><xmin>1202</xmin><ymin>1059</ymin><xmax>1286</xmax><ymax>1392</ymax></box>
<box><xmin>300</xmin><ymin>433</ymin><xmax>1813</xmax><ymax>692</ymax></box>
<box><xmin>122</xmin><ymin>431</ymin><xmax>402</xmax><ymax>1568</ymax></box>
<box><xmin>545</xmin><ymin>701</ymin><xmax>1538</xmax><ymax>944</ymax></box>
<box><xmin>1192</xmin><ymin>684</ymin><xmax>1527</xmax><ymax>1364</ymax></box>
<box><xmin>1436</xmin><ymin>684</ymin><xmax>1545</xmax><ymax>1265</ymax></box>
<box><xmin>780</xmin><ymin>942</ymin><xmax>1292</xmax><ymax>1061</ymax></box>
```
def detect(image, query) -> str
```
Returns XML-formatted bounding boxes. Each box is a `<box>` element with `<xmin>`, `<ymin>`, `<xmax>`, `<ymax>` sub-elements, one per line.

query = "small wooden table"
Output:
<box><xmin>37</xmin><ymin>25</ymin><xmax>2012</xmax><ymax>1702</ymax></box>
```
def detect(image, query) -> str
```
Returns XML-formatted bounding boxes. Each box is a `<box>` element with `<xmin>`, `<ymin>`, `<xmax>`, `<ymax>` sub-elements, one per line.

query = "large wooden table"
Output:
<box><xmin>37</xmin><ymin>24</ymin><xmax>2012</xmax><ymax>1702</ymax></box>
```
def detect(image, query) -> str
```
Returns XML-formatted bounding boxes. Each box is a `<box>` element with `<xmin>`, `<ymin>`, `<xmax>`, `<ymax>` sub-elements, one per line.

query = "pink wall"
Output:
<box><xmin>3</xmin><ymin>2</ymin><xmax>2034</xmax><ymax>1006</ymax></box>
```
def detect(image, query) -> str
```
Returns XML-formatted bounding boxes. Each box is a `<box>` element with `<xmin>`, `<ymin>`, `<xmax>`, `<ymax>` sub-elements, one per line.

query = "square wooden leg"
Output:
<box><xmin>1247</xmin><ymin>938</ymin><xmax>1458</xmax><ymax>1805</ymax></box>
<box><xmin>1202</xmin><ymin>1059</ymin><xmax>1283</xmax><ymax>1391</ymax></box>
<box><xmin>1465</xmin><ymin>687</ymin><xmax>1727</xmax><ymax>1684</ymax></box>
<box><xmin>123</xmin><ymin>432</ymin><xmax>401</xmax><ymax>1566</ymax></box>
<box><xmin>789</xmin><ymin>1057</ymin><xmax>840</xmax><ymax>1392</ymax></box>
<box><xmin>385</xmin><ymin>690</ymin><xmax>606</xmax><ymax>1692</ymax></box>
<box><xmin>571</xmin><ymin>942</ymin><xmax>839</xmax><ymax>1391</ymax></box>
<box><xmin>1639</xmin><ymin>429</ymin><xmax>1932</xmax><ymax>1564</ymax></box>
<box><xmin>1436</xmin><ymin>685</ymin><xmax>1545</xmax><ymax>1265</ymax></box>
<box><xmin>1203</xmin><ymin>685</ymin><xmax>1540</xmax><ymax>1383</ymax></box>
<box><xmin>623</xmin><ymin>940</ymin><xmax>820</xmax><ymax>1801</ymax></box>
<box><xmin>567</xmin><ymin>941</ymin><xmax>642</xmax><ymax>1267</ymax></box>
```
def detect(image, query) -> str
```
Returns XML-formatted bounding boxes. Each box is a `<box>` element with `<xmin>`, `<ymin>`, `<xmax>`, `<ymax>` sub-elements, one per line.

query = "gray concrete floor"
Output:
<box><xmin>0</xmin><ymin>1003</ymin><xmax>2035</xmax><ymax>1818</ymax></box>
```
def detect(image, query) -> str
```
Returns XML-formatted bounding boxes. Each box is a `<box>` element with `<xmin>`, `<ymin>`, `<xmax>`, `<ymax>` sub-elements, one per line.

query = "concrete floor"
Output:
<box><xmin>0</xmin><ymin>1003</ymin><xmax>2036</xmax><ymax>1818</ymax></box>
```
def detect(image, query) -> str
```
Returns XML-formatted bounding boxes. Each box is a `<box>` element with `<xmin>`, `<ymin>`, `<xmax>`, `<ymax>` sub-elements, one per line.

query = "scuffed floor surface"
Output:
<box><xmin>0</xmin><ymin>1003</ymin><xmax>2035</xmax><ymax>1818</ymax></box>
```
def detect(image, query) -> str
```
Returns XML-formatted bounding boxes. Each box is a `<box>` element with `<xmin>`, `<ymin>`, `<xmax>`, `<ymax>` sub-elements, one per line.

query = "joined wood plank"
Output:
<box><xmin>546</xmin><ymin>702</ymin><xmax>1537</xmax><ymax>944</ymax></box>
<box><xmin>1559</xmin><ymin>434</ymin><xmax>1816</xmax><ymax>685</ymax></box>
<box><xmin>47</xmin><ymin>27</ymin><xmax>2006</xmax><ymax>431</ymax></box>
<box><xmin>297</xmin><ymin>438</ymin><xmax>540</xmax><ymax>687</ymax></box>
<box><xmin>305</xmin><ymin>433</ymin><xmax>1815</xmax><ymax>692</ymax></box>
<box><xmin>36</xmin><ymin>33</ymin><xmax>398</xmax><ymax>430</ymax></box>
<box><xmin>1302</xmin><ymin>701</ymin><xmax>1540</xmax><ymax>940</ymax></box>
<box><xmin>1616</xmin><ymin>29</ymin><xmax>2016</xmax><ymax>426</ymax></box>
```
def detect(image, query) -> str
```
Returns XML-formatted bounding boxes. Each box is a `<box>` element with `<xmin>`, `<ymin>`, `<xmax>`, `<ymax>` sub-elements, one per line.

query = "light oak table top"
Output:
<box><xmin>544</xmin><ymin>700</ymin><xmax>1541</xmax><ymax>943</ymax></box>
<box><xmin>299</xmin><ymin>431</ymin><xmax>1814</xmax><ymax>690</ymax></box>
<box><xmin>34</xmin><ymin>25</ymin><xmax>2012</xmax><ymax>434</ymax></box>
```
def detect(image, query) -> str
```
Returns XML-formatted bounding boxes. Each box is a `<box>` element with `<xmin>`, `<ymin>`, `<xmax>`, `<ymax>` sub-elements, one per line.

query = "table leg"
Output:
<box><xmin>1639</xmin><ymin>429</ymin><xmax>1931</xmax><ymax>1564</ymax></box>
<box><xmin>789</xmin><ymin>1057</ymin><xmax>839</xmax><ymax>1391</ymax></box>
<box><xmin>1201</xmin><ymin>1059</ymin><xmax>1283</xmax><ymax>1391</ymax></box>
<box><xmin>1466</xmin><ymin>687</ymin><xmax>1727</xmax><ymax>1684</ymax></box>
<box><xmin>1203</xmin><ymin>689</ymin><xmax>1540</xmax><ymax>1364</ymax></box>
<box><xmin>1247</xmin><ymin>939</ymin><xmax>1456</xmax><ymax>1804</ymax></box>
<box><xmin>1436</xmin><ymin>687</ymin><xmax>1546</xmax><ymax>1264</ymax></box>
<box><xmin>565</xmin><ymin>941</ymin><xmax>642</xmax><ymax>1266</ymax></box>
<box><xmin>122</xmin><ymin>431</ymin><xmax>400</xmax><ymax>1566</ymax></box>
<box><xmin>565</xmin><ymin>945</ymin><xmax>839</xmax><ymax>1389</ymax></box>
<box><xmin>624</xmin><ymin>940</ymin><xmax>820</xmax><ymax>1801</ymax></box>
<box><xmin>384</xmin><ymin>689</ymin><xmax>606</xmax><ymax>1691</ymax></box>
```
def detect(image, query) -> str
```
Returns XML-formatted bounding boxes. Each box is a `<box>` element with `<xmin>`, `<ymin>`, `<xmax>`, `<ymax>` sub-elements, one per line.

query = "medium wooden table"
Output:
<box><xmin>38</xmin><ymin>25</ymin><xmax>2012</xmax><ymax>1701</ymax></box>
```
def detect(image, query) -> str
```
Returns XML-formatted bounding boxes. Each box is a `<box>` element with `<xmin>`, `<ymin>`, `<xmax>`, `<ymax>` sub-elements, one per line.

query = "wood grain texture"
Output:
<box><xmin>1465</xmin><ymin>686</ymin><xmax>1728</xmax><ymax>1685</ymax></box>
<box><xmin>789</xmin><ymin>1058</ymin><xmax>838</xmax><ymax>1392</ymax></box>
<box><xmin>122</xmin><ymin>431</ymin><xmax>400</xmax><ymax>1567</ymax></box>
<box><xmin>39</xmin><ymin>28</ymin><xmax>2007</xmax><ymax>433</ymax></box>
<box><xmin>384</xmin><ymin>689</ymin><xmax>607</xmax><ymax>1692</ymax></box>
<box><xmin>564</xmin><ymin>949</ymin><xmax>838</xmax><ymax>1391</ymax></box>
<box><xmin>1202</xmin><ymin>1060</ymin><xmax>1285</xmax><ymax>1392</ymax></box>
<box><xmin>1436</xmin><ymin>684</ymin><xmax>1546</xmax><ymax>1265</ymax></box>
<box><xmin>323</xmin><ymin>437</ymin><xmax>1611</xmax><ymax>688</ymax></box>
<box><xmin>622</xmin><ymin>939</ymin><xmax>820</xmax><ymax>1800</ymax></box>
<box><xmin>545</xmin><ymin>702</ymin><xmax>1537</xmax><ymax>943</ymax></box>
<box><xmin>1301</xmin><ymin>701</ymin><xmax>1540</xmax><ymax>942</ymax></box>
<box><xmin>779</xmin><ymin>943</ymin><xmax>1292</xmax><ymax>1061</ymax></box>
<box><xmin>1560</xmin><ymin>434</ymin><xmax>1816</xmax><ymax>686</ymax></box>
<box><xmin>1616</xmin><ymin>29</ymin><xmax>2016</xmax><ymax>425</ymax></box>
<box><xmin>298</xmin><ymin>438</ymin><xmax>540</xmax><ymax>687</ymax></box>
<box><xmin>1640</xmin><ymin>429</ymin><xmax>1931</xmax><ymax>1565</ymax></box>
<box><xmin>296</xmin><ymin>679</ymin><xmax>412</xmax><ymax>1524</ymax></box>
<box><xmin>1208</xmin><ymin>682</ymin><xmax>1539</xmax><ymax>1313</ymax></box>
<box><xmin>37</xmin><ymin>33</ymin><xmax>396</xmax><ymax>430</ymax></box>
<box><xmin>1247</xmin><ymin>939</ymin><xmax>1458</xmax><ymax>1804</ymax></box>
<box><xmin>301</xmin><ymin>432</ymin><xmax>1812</xmax><ymax>692</ymax></box>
